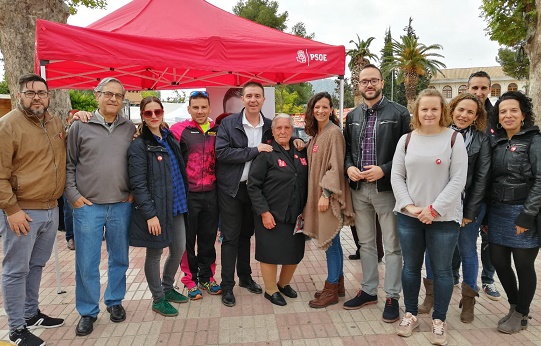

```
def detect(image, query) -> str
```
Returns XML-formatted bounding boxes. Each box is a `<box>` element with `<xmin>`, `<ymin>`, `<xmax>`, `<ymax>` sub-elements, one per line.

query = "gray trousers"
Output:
<box><xmin>145</xmin><ymin>214</ymin><xmax>186</xmax><ymax>303</ymax></box>
<box><xmin>1</xmin><ymin>208</ymin><xmax>58</xmax><ymax>331</ymax></box>
<box><xmin>352</xmin><ymin>183</ymin><xmax>402</xmax><ymax>299</ymax></box>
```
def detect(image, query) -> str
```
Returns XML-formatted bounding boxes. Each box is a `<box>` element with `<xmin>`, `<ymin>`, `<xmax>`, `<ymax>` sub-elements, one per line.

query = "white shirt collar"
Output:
<box><xmin>241</xmin><ymin>110</ymin><xmax>264</xmax><ymax>128</ymax></box>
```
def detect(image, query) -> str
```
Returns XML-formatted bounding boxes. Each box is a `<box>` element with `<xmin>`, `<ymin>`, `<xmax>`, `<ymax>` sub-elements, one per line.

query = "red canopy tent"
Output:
<box><xmin>34</xmin><ymin>0</ymin><xmax>345</xmax><ymax>91</ymax></box>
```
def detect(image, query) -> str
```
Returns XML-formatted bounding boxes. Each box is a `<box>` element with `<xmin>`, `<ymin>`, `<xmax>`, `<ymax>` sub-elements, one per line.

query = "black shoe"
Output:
<box><xmin>106</xmin><ymin>304</ymin><xmax>126</xmax><ymax>322</ymax></box>
<box><xmin>9</xmin><ymin>327</ymin><xmax>44</xmax><ymax>346</ymax></box>
<box><xmin>277</xmin><ymin>284</ymin><xmax>298</xmax><ymax>298</ymax></box>
<box><xmin>343</xmin><ymin>290</ymin><xmax>377</xmax><ymax>310</ymax></box>
<box><xmin>382</xmin><ymin>298</ymin><xmax>400</xmax><ymax>323</ymax></box>
<box><xmin>239</xmin><ymin>278</ymin><xmax>263</xmax><ymax>294</ymax></box>
<box><xmin>26</xmin><ymin>309</ymin><xmax>65</xmax><ymax>329</ymax></box>
<box><xmin>348</xmin><ymin>253</ymin><xmax>361</xmax><ymax>260</ymax></box>
<box><xmin>222</xmin><ymin>290</ymin><xmax>236</xmax><ymax>307</ymax></box>
<box><xmin>264</xmin><ymin>292</ymin><xmax>287</xmax><ymax>306</ymax></box>
<box><xmin>76</xmin><ymin>316</ymin><xmax>97</xmax><ymax>336</ymax></box>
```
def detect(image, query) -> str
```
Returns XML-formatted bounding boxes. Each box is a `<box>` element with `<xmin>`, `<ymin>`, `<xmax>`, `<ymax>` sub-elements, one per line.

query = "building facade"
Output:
<box><xmin>429</xmin><ymin>66</ymin><xmax>528</xmax><ymax>104</ymax></box>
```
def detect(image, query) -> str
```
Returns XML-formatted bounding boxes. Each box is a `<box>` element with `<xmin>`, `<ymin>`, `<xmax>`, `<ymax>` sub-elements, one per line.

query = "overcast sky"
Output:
<box><xmin>67</xmin><ymin>0</ymin><xmax>501</xmax><ymax>74</ymax></box>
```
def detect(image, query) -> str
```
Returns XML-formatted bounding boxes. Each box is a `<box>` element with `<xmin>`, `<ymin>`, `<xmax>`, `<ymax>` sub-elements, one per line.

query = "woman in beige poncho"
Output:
<box><xmin>303</xmin><ymin>92</ymin><xmax>355</xmax><ymax>308</ymax></box>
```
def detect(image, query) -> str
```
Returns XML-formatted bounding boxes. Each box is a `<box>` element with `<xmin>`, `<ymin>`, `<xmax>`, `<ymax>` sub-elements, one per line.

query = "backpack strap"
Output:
<box><xmin>451</xmin><ymin>130</ymin><xmax>458</xmax><ymax>148</ymax></box>
<box><xmin>404</xmin><ymin>132</ymin><xmax>412</xmax><ymax>153</ymax></box>
<box><xmin>406</xmin><ymin>130</ymin><xmax>458</xmax><ymax>153</ymax></box>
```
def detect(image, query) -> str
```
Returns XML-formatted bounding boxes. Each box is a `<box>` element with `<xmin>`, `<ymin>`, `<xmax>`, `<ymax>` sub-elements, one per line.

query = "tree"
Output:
<box><xmin>0</xmin><ymin>0</ymin><xmax>106</xmax><ymax>119</ymax></box>
<box><xmin>332</xmin><ymin>78</ymin><xmax>354</xmax><ymax>109</ymax></box>
<box><xmin>233</xmin><ymin>0</ymin><xmax>287</xmax><ymax>31</ymax></box>
<box><xmin>496</xmin><ymin>46</ymin><xmax>530</xmax><ymax>80</ymax></box>
<box><xmin>165</xmin><ymin>90</ymin><xmax>186</xmax><ymax>104</ymax></box>
<box><xmin>0</xmin><ymin>73</ymin><xmax>8</xmax><ymax>94</ymax></box>
<box><xmin>346</xmin><ymin>35</ymin><xmax>378</xmax><ymax>106</ymax></box>
<box><xmin>141</xmin><ymin>90</ymin><xmax>160</xmax><ymax>99</ymax></box>
<box><xmin>291</xmin><ymin>22</ymin><xmax>314</xmax><ymax>39</ymax></box>
<box><xmin>381</xmin><ymin>28</ymin><xmax>398</xmax><ymax>102</ymax></box>
<box><xmin>381</xmin><ymin>19</ymin><xmax>446</xmax><ymax>111</ymax></box>
<box><xmin>481</xmin><ymin>1</ymin><xmax>539</xmax><ymax>117</ymax></box>
<box><xmin>69</xmin><ymin>90</ymin><xmax>98</xmax><ymax>112</ymax></box>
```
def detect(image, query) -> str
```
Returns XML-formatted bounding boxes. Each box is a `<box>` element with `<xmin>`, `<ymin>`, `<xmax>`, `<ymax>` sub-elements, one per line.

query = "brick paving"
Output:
<box><xmin>1</xmin><ymin>228</ymin><xmax>541</xmax><ymax>345</ymax></box>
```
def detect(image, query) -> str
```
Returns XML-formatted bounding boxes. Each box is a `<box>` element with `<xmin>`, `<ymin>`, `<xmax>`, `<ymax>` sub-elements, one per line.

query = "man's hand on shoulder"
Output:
<box><xmin>70</xmin><ymin>111</ymin><xmax>93</xmax><ymax>124</ymax></box>
<box><xmin>293</xmin><ymin>139</ymin><xmax>306</xmax><ymax>151</ymax></box>
<box><xmin>257</xmin><ymin>143</ymin><xmax>272</xmax><ymax>153</ymax></box>
<box><xmin>7</xmin><ymin>210</ymin><xmax>32</xmax><ymax>236</ymax></box>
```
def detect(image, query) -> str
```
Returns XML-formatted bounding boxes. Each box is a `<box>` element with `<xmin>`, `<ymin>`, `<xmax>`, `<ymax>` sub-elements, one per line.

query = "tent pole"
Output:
<box><xmin>41</xmin><ymin>61</ymin><xmax>66</xmax><ymax>295</ymax></box>
<box><xmin>339</xmin><ymin>76</ymin><xmax>344</xmax><ymax>129</ymax></box>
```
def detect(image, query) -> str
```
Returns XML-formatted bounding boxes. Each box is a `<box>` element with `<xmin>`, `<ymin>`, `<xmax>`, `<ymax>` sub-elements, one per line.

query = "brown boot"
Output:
<box><xmin>418</xmin><ymin>278</ymin><xmax>433</xmax><ymax>314</ymax></box>
<box><xmin>309</xmin><ymin>281</ymin><xmax>338</xmax><ymax>308</ymax></box>
<box><xmin>314</xmin><ymin>275</ymin><xmax>345</xmax><ymax>298</ymax></box>
<box><xmin>459</xmin><ymin>282</ymin><xmax>479</xmax><ymax>323</ymax></box>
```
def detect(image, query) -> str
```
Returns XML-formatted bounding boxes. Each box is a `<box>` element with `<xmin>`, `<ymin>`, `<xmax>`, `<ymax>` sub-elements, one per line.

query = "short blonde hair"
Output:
<box><xmin>411</xmin><ymin>89</ymin><xmax>451</xmax><ymax>130</ymax></box>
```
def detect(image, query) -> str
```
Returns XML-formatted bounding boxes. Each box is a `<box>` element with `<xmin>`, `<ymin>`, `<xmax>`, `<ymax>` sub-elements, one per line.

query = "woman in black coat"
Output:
<box><xmin>487</xmin><ymin>91</ymin><xmax>541</xmax><ymax>334</ymax></box>
<box><xmin>248</xmin><ymin>114</ymin><xmax>308</xmax><ymax>306</ymax></box>
<box><xmin>128</xmin><ymin>96</ymin><xmax>189</xmax><ymax>317</ymax></box>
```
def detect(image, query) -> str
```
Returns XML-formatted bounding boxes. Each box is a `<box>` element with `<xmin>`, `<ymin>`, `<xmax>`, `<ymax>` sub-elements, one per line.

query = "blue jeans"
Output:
<box><xmin>398</xmin><ymin>214</ymin><xmax>459</xmax><ymax>321</ymax></box>
<box><xmin>1</xmin><ymin>208</ymin><xmax>58</xmax><ymax>331</ymax></box>
<box><xmin>426</xmin><ymin>204</ymin><xmax>486</xmax><ymax>290</ymax></box>
<box><xmin>73</xmin><ymin>202</ymin><xmax>131</xmax><ymax>317</ymax></box>
<box><xmin>62</xmin><ymin>194</ymin><xmax>74</xmax><ymax>241</ymax></box>
<box><xmin>325</xmin><ymin>233</ymin><xmax>344</xmax><ymax>284</ymax></box>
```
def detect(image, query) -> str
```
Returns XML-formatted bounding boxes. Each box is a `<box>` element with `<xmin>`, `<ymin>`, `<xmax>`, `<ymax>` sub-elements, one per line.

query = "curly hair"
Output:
<box><xmin>490</xmin><ymin>91</ymin><xmax>535</xmax><ymax>130</ymax></box>
<box><xmin>448</xmin><ymin>93</ymin><xmax>487</xmax><ymax>132</ymax></box>
<box><xmin>304</xmin><ymin>92</ymin><xmax>339</xmax><ymax>137</ymax></box>
<box><xmin>411</xmin><ymin>89</ymin><xmax>451</xmax><ymax>130</ymax></box>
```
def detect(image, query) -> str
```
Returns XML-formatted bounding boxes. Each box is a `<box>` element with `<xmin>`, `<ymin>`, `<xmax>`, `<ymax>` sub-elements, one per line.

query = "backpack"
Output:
<box><xmin>404</xmin><ymin>130</ymin><xmax>458</xmax><ymax>153</ymax></box>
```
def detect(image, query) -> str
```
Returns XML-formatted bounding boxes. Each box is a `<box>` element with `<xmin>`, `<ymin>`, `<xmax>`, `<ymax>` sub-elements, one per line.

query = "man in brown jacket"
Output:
<box><xmin>0</xmin><ymin>73</ymin><xmax>66</xmax><ymax>346</ymax></box>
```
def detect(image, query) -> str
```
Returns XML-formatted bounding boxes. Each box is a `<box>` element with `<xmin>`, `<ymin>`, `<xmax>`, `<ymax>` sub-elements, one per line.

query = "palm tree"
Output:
<box><xmin>347</xmin><ymin>35</ymin><xmax>378</xmax><ymax>106</ymax></box>
<box><xmin>382</xmin><ymin>35</ymin><xmax>446</xmax><ymax>111</ymax></box>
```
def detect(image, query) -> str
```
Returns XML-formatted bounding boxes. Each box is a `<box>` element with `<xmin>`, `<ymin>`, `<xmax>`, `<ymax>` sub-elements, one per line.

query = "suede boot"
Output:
<box><xmin>459</xmin><ymin>282</ymin><xmax>479</xmax><ymax>323</ymax></box>
<box><xmin>309</xmin><ymin>281</ymin><xmax>338</xmax><ymax>308</ymax></box>
<box><xmin>498</xmin><ymin>304</ymin><xmax>517</xmax><ymax>325</ymax></box>
<box><xmin>497</xmin><ymin>310</ymin><xmax>529</xmax><ymax>334</ymax></box>
<box><xmin>418</xmin><ymin>278</ymin><xmax>433</xmax><ymax>314</ymax></box>
<box><xmin>314</xmin><ymin>275</ymin><xmax>345</xmax><ymax>298</ymax></box>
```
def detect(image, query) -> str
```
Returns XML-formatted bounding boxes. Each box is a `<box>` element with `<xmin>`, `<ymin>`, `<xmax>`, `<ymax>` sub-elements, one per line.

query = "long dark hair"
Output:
<box><xmin>304</xmin><ymin>92</ymin><xmax>339</xmax><ymax>136</ymax></box>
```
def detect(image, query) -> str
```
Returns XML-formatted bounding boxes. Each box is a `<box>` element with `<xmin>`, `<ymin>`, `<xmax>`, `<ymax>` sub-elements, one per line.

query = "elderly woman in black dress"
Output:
<box><xmin>487</xmin><ymin>91</ymin><xmax>541</xmax><ymax>334</ymax></box>
<box><xmin>248</xmin><ymin>113</ymin><xmax>308</xmax><ymax>306</ymax></box>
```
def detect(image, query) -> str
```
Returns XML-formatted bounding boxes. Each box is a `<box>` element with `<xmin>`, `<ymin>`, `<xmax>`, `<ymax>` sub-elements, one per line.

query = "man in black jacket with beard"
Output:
<box><xmin>343</xmin><ymin>64</ymin><xmax>410</xmax><ymax>323</ymax></box>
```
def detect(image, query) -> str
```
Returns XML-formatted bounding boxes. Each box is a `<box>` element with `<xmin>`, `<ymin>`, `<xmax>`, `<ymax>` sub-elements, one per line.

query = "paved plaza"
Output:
<box><xmin>1</xmin><ymin>228</ymin><xmax>540</xmax><ymax>345</ymax></box>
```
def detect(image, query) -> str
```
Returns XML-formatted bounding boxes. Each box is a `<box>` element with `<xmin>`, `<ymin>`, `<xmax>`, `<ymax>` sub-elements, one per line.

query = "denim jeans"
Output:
<box><xmin>397</xmin><ymin>213</ymin><xmax>459</xmax><ymax>321</ymax></box>
<box><xmin>1</xmin><ymin>208</ymin><xmax>58</xmax><ymax>331</ymax></box>
<box><xmin>481</xmin><ymin>230</ymin><xmax>496</xmax><ymax>284</ymax></box>
<box><xmin>73</xmin><ymin>202</ymin><xmax>131</xmax><ymax>317</ymax></box>
<box><xmin>426</xmin><ymin>204</ymin><xmax>486</xmax><ymax>290</ymax></box>
<box><xmin>325</xmin><ymin>233</ymin><xmax>344</xmax><ymax>284</ymax></box>
<box><xmin>62</xmin><ymin>194</ymin><xmax>74</xmax><ymax>241</ymax></box>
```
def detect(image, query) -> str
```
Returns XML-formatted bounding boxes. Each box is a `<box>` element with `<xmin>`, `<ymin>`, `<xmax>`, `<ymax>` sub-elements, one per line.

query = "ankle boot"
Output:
<box><xmin>459</xmin><ymin>282</ymin><xmax>479</xmax><ymax>323</ymax></box>
<box><xmin>314</xmin><ymin>275</ymin><xmax>345</xmax><ymax>298</ymax></box>
<box><xmin>497</xmin><ymin>310</ymin><xmax>529</xmax><ymax>334</ymax></box>
<box><xmin>498</xmin><ymin>304</ymin><xmax>517</xmax><ymax>325</ymax></box>
<box><xmin>309</xmin><ymin>281</ymin><xmax>338</xmax><ymax>308</ymax></box>
<box><xmin>418</xmin><ymin>278</ymin><xmax>434</xmax><ymax>314</ymax></box>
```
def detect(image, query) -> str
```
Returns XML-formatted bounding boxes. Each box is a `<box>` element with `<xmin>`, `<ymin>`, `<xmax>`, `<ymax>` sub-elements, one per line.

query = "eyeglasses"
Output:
<box><xmin>98</xmin><ymin>91</ymin><xmax>125</xmax><ymax>100</ymax></box>
<box><xmin>142</xmin><ymin>109</ymin><xmax>164</xmax><ymax>118</ymax></box>
<box><xmin>190</xmin><ymin>91</ymin><xmax>208</xmax><ymax>98</ymax></box>
<box><xmin>359</xmin><ymin>79</ymin><xmax>381</xmax><ymax>87</ymax></box>
<box><xmin>22</xmin><ymin>91</ymin><xmax>49</xmax><ymax>99</ymax></box>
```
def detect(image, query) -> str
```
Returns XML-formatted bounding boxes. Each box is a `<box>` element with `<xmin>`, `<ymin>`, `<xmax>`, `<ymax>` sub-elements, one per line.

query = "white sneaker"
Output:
<box><xmin>396</xmin><ymin>312</ymin><xmax>419</xmax><ymax>337</ymax></box>
<box><xmin>431</xmin><ymin>319</ymin><xmax>448</xmax><ymax>345</ymax></box>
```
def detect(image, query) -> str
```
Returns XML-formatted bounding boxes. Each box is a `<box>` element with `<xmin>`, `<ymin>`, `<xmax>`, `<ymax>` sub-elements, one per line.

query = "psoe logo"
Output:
<box><xmin>296</xmin><ymin>50</ymin><xmax>329</xmax><ymax>66</ymax></box>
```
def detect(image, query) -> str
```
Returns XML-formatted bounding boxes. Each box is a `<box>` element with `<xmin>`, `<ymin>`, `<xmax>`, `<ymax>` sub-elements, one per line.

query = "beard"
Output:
<box><xmin>21</xmin><ymin>102</ymin><xmax>47</xmax><ymax>117</ymax></box>
<box><xmin>360</xmin><ymin>88</ymin><xmax>382</xmax><ymax>101</ymax></box>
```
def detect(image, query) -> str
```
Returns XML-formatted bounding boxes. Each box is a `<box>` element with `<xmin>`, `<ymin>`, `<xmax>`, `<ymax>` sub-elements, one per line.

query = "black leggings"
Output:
<box><xmin>489</xmin><ymin>243</ymin><xmax>539</xmax><ymax>315</ymax></box>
